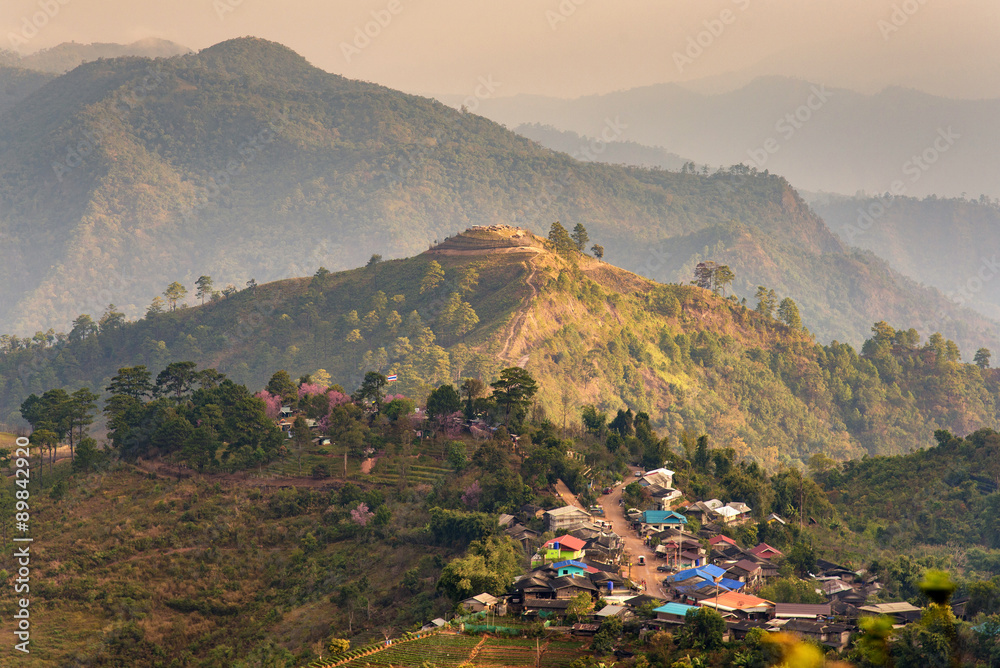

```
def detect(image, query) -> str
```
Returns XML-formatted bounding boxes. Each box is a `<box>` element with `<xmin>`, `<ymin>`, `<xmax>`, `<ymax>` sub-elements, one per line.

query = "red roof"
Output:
<box><xmin>545</xmin><ymin>535</ymin><xmax>586</xmax><ymax>551</ymax></box>
<box><xmin>749</xmin><ymin>543</ymin><xmax>783</xmax><ymax>558</ymax></box>
<box><xmin>709</xmin><ymin>535</ymin><xmax>737</xmax><ymax>546</ymax></box>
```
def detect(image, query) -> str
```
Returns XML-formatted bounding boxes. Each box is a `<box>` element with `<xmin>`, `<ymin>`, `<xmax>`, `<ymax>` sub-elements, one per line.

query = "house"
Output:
<box><xmin>460</xmin><ymin>593</ymin><xmax>499</xmax><ymax>613</ymax></box>
<box><xmin>544</xmin><ymin>505</ymin><xmax>592</xmax><ymax>532</ymax></box>
<box><xmin>773</xmin><ymin>603</ymin><xmax>832</xmax><ymax>620</ymax></box>
<box><xmin>551</xmin><ymin>560</ymin><xmax>591</xmax><ymax>577</ymax></box>
<box><xmin>858</xmin><ymin>602</ymin><xmax>923</xmax><ymax>624</ymax></box>
<box><xmin>542</xmin><ymin>535</ymin><xmax>587</xmax><ymax>561</ymax></box>
<box><xmin>420</xmin><ymin>617</ymin><xmax>447</xmax><ymax>631</ymax></box>
<box><xmin>782</xmin><ymin>619</ymin><xmax>852</xmax><ymax>651</ymax></box>
<box><xmin>640</xmin><ymin>468</ymin><xmax>675</xmax><ymax>489</ymax></box>
<box><xmin>645</xmin><ymin>484</ymin><xmax>684</xmax><ymax>509</ymax></box>
<box><xmin>748</xmin><ymin>543</ymin><xmax>784</xmax><ymax>560</ymax></box>
<box><xmin>684</xmin><ymin>500</ymin><xmax>723</xmax><ymax>524</ymax></box>
<box><xmin>505</xmin><ymin>523</ymin><xmax>540</xmax><ymax>552</ymax></box>
<box><xmin>595</xmin><ymin>604</ymin><xmax>628</xmax><ymax>620</ymax></box>
<box><xmin>498</xmin><ymin>514</ymin><xmax>516</xmax><ymax>528</ymax></box>
<box><xmin>641</xmin><ymin>510</ymin><xmax>687</xmax><ymax>533</ymax></box>
<box><xmin>720</xmin><ymin>502</ymin><xmax>752</xmax><ymax>524</ymax></box>
<box><xmin>699</xmin><ymin>591</ymin><xmax>775</xmax><ymax>619</ymax></box>
<box><xmin>654</xmin><ymin>602</ymin><xmax>699</xmax><ymax>624</ymax></box>
<box><xmin>279</xmin><ymin>406</ymin><xmax>294</xmax><ymax>418</ymax></box>
<box><xmin>713</xmin><ymin>505</ymin><xmax>742</xmax><ymax>525</ymax></box>
<box><xmin>709</xmin><ymin>534</ymin><xmax>737</xmax><ymax>548</ymax></box>
<box><xmin>549</xmin><ymin>575</ymin><xmax>598</xmax><ymax>599</ymax></box>
<box><xmin>765</xmin><ymin>513</ymin><xmax>787</xmax><ymax>526</ymax></box>
<box><xmin>727</xmin><ymin>560</ymin><xmax>764</xmax><ymax>588</ymax></box>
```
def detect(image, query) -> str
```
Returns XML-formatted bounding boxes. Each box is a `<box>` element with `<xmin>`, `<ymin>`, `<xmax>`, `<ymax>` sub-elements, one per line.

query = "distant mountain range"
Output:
<box><xmin>514</xmin><ymin>123</ymin><xmax>693</xmax><ymax>172</ymax></box>
<box><xmin>1</xmin><ymin>38</ymin><xmax>191</xmax><ymax>73</ymax></box>
<box><xmin>810</xmin><ymin>193</ymin><xmax>1000</xmax><ymax>326</ymax></box>
<box><xmin>453</xmin><ymin>77</ymin><xmax>1000</xmax><ymax>200</ymax></box>
<box><xmin>0</xmin><ymin>37</ymin><xmax>995</xmax><ymax>357</ymax></box>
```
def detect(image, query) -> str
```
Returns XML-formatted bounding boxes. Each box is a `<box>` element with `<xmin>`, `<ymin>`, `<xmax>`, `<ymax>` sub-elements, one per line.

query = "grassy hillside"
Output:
<box><xmin>0</xmin><ymin>37</ymin><xmax>994</xmax><ymax>355</ymax></box>
<box><xmin>3</xmin><ymin>227</ymin><xmax>1000</xmax><ymax>465</ymax></box>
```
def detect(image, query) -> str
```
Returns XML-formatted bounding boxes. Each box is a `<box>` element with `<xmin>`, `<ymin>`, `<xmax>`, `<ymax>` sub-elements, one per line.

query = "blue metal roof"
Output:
<box><xmin>719</xmin><ymin>578</ymin><xmax>746</xmax><ymax>591</ymax></box>
<box><xmin>552</xmin><ymin>560</ymin><xmax>588</xmax><ymax>570</ymax></box>
<box><xmin>642</xmin><ymin>510</ymin><xmax>687</xmax><ymax>523</ymax></box>
<box><xmin>654</xmin><ymin>602</ymin><xmax>698</xmax><ymax>616</ymax></box>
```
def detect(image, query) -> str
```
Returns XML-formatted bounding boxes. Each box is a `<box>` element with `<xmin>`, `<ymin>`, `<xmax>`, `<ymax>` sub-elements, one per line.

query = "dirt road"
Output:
<box><xmin>597</xmin><ymin>471</ymin><xmax>669</xmax><ymax>598</ymax></box>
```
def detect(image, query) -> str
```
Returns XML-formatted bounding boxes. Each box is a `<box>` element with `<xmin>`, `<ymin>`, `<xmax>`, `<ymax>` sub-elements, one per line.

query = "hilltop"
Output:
<box><xmin>0</xmin><ymin>37</ymin><xmax>994</xmax><ymax>355</ymax></box>
<box><xmin>4</xmin><ymin>226</ymin><xmax>1000</xmax><ymax>466</ymax></box>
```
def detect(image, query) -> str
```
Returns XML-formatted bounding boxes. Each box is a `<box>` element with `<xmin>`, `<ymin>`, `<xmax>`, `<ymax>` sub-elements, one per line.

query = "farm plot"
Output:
<box><xmin>337</xmin><ymin>633</ymin><xmax>481</xmax><ymax>668</ymax></box>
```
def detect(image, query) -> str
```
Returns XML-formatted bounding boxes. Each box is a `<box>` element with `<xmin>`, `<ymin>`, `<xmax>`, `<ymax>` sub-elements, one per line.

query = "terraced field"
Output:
<box><xmin>329</xmin><ymin>634</ymin><xmax>590</xmax><ymax>668</ymax></box>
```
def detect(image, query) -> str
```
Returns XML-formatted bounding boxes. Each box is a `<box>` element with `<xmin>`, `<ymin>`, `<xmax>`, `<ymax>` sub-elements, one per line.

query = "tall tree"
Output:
<box><xmin>354</xmin><ymin>372</ymin><xmax>388</xmax><ymax>412</ymax></box>
<box><xmin>778</xmin><ymin>297</ymin><xmax>802</xmax><ymax>329</ymax></box>
<box><xmin>66</xmin><ymin>388</ymin><xmax>99</xmax><ymax>461</ymax></box>
<box><xmin>975</xmin><ymin>348</ymin><xmax>992</xmax><ymax>369</ymax></box>
<box><xmin>420</xmin><ymin>260</ymin><xmax>445</xmax><ymax>294</ymax></box>
<box><xmin>693</xmin><ymin>261</ymin><xmax>717</xmax><ymax>290</ymax></box>
<box><xmin>99</xmin><ymin>304</ymin><xmax>126</xmax><ymax>336</ymax></box>
<box><xmin>460</xmin><ymin>378</ymin><xmax>485</xmax><ymax>418</ymax></box>
<box><xmin>163</xmin><ymin>282</ymin><xmax>187</xmax><ymax>311</ymax></box>
<box><xmin>713</xmin><ymin>265</ymin><xmax>735</xmax><ymax>296</ymax></box>
<box><xmin>195</xmin><ymin>275</ymin><xmax>214</xmax><ymax>304</ymax></box>
<box><xmin>490</xmin><ymin>367</ymin><xmax>538</xmax><ymax>427</ymax></box>
<box><xmin>754</xmin><ymin>286</ymin><xmax>777</xmax><ymax>318</ymax></box>
<box><xmin>591</xmin><ymin>244</ymin><xmax>604</xmax><ymax>260</ymax></box>
<box><xmin>366</xmin><ymin>254</ymin><xmax>383</xmax><ymax>289</ymax></box>
<box><xmin>571</xmin><ymin>223</ymin><xmax>590</xmax><ymax>252</ymax></box>
<box><xmin>155</xmin><ymin>361</ymin><xmax>199</xmax><ymax>399</ymax></box>
<box><xmin>68</xmin><ymin>314</ymin><xmax>97</xmax><ymax>343</ymax></box>
<box><xmin>107</xmin><ymin>366</ymin><xmax>154</xmax><ymax>400</ymax></box>
<box><xmin>548</xmin><ymin>221</ymin><xmax>575</xmax><ymax>252</ymax></box>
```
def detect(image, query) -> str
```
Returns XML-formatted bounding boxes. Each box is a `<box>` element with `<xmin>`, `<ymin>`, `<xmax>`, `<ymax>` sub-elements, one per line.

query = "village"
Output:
<box><xmin>443</xmin><ymin>466</ymin><xmax>931</xmax><ymax>654</ymax></box>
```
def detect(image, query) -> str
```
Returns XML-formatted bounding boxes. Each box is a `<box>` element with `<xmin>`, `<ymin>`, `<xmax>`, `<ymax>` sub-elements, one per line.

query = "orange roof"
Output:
<box><xmin>700</xmin><ymin>591</ymin><xmax>774</xmax><ymax>611</ymax></box>
<box><xmin>544</xmin><ymin>535</ymin><xmax>586</xmax><ymax>551</ymax></box>
<box><xmin>709</xmin><ymin>535</ymin><xmax>737</xmax><ymax>546</ymax></box>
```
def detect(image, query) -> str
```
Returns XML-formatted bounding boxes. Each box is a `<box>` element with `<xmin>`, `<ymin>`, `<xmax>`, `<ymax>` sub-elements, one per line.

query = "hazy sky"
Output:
<box><xmin>4</xmin><ymin>0</ymin><xmax>999</xmax><ymax>99</ymax></box>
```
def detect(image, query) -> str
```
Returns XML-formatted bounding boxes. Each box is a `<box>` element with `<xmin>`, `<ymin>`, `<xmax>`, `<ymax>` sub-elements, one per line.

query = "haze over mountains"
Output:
<box><xmin>0</xmin><ymin>38</ymin><xmax>996</xmax><ymax>356</ymax></box>
<box><xmin>460</xmin><ymin>77</ymin><xmax>1000</xmax><ymax>200</ymax></box>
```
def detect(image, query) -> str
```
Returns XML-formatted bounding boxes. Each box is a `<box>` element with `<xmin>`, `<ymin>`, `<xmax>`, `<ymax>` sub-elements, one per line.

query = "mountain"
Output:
<box><xmin>0</xmin><ymin>64</ymin><xmax>52</xmax><ymax>115</ymax></box>
<box><xmin>5</xmin><ymin>226</ymin><xmax>1000</xmax><ymax>467</ymax></box>
<box><xmin>458</xmin><ymin>77</ymin><xmax>1000</xmax><ymax>199</ymax></box>
<box><xmin>0</xmin><ymin>37</ymin><xmax>995</xmax><ymax>356</ymax></box>
<box><xmin>4</xmin><ymin>38</ymin><xmax>191</xmax><ymax>73</ymax></box>
<box><xmin>809</xmin><ymin>193</ymin><xmax>1000</xmax><ymax>323</ymax></box>
<box><xmin>513</xmin><ymin>123</ymin><xmax>692</xmax><ymax>171</ymax></box>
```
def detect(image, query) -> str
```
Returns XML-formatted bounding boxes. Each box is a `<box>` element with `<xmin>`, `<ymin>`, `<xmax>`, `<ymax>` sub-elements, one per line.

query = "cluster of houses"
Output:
<box><xmin>441</xmin><ymin>469</ymin><xmax>942</xmax><ymax>653</ymax></box>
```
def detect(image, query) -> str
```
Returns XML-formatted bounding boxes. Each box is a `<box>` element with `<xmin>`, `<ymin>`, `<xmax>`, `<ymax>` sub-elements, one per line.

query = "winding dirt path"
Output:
<box><xmin>499</xmin><ymin>256</ymin><xmax>540</xmax><ymax>364</ymax></box>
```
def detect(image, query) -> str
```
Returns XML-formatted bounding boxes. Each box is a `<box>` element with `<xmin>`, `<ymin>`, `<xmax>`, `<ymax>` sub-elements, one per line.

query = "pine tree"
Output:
<box><xmin>571</xmin><ymin>223</ymin><xmax>589</xmax><ymax>252</ymax></box>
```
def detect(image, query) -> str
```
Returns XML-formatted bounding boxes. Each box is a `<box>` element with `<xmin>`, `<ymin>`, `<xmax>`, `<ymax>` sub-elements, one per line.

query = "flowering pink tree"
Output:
<box><xmin>298</xmin><ymin>382</ymin><xmax>327</xmax><ymax>399</ymax></box>
<box><xmin>461</xmin><ymin>481</ymin><xmax>482</xmax><ymax>510</ymax></box>
<box><xmin>350</xmin><ymin>502</ymin><xmax>375</xmax><ymax>526</ymax></box>
<box><xmin>255</xmin><ymin>390</ymin><xmax>282</xmax><ymax>420</ymax></box>
<box><xmin>327</xmin><ymin>390</ymin><xmax>350</xmax><ymax>410</ymax></box>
